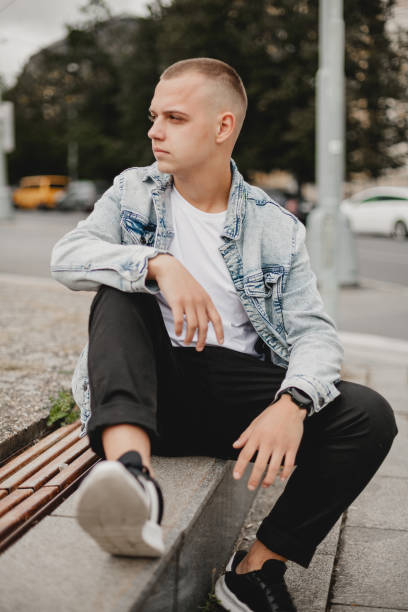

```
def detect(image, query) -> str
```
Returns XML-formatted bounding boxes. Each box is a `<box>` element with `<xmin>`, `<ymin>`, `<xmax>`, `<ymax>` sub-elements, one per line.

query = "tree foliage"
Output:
<box><xmin>4</xmin><ymin>0</ymin><xmax>407</xmax><ymax>186</ymax></box>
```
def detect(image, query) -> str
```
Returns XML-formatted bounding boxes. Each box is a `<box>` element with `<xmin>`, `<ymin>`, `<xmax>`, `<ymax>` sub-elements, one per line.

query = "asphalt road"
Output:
<box><xmin>1</xmin><ymin>209</ymin><xmax>407</xmax><ymax>340</ymax></box>
<box><xmin>0</xmin><ymin>209</ymin><xmax>86</xmax><ymax>278</ymax></box>
<box><xmin>355</xmin><ymin>235</ymin><xmax>408</xmax><ymax>287</ymax></box>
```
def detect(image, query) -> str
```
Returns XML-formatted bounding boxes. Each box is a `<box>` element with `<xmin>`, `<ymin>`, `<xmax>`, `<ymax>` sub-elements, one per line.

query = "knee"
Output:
<box><xmin>90</xmin><ymin>285</ymin><xmax>157</xmax><ymax>321</ymax></box>
<box><xmin>353</xmin><ymin>383</ymin><xmax>398</xmax><ymax>451</ymax></box>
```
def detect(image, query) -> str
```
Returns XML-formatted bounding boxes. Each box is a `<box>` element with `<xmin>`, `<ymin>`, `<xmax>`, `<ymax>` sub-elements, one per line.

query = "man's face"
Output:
<box><xmin>148</xmin><ymin>73</ymin><xmax>219</xmax><ymax>176</ymax></box>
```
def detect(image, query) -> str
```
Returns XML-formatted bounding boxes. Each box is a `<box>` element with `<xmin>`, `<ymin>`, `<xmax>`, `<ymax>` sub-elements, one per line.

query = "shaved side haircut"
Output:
<box><xmin>160</xmin><ymin>58</ymin><xmax>248</xmax><ymax>131</ymax></box>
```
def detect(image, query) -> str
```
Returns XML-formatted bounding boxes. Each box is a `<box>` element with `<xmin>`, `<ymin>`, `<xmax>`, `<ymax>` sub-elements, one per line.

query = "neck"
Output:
<box><xmin>173</xmin><ymin>157</ymin><xmax>232</xmax><ymax>214</ymax></box>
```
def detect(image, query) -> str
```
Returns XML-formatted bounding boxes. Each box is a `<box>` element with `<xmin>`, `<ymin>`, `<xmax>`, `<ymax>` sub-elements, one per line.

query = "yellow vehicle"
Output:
<box><xmin>13</xmin><ymin>175</ymin><xmax>69</xmax><ymax>209</ymax></box>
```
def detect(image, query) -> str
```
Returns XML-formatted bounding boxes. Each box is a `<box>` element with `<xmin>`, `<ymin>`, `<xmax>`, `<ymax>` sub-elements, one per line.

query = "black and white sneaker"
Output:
<box><xmin>215</xmin><ymin>550</ymin><xmax>297</xmax><ymax>612</ymax></box>
<box><xmin>76</xmin><ymin>451</ymin><xmax>164</xmax><ymax>557</ymax></box>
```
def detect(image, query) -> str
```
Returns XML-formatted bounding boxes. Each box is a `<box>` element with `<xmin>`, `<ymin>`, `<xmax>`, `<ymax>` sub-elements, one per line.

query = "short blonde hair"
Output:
<box><xmin>160</xmin><ymin>58</ymin><xmax>247</xmax><ymax>129</ymax></box>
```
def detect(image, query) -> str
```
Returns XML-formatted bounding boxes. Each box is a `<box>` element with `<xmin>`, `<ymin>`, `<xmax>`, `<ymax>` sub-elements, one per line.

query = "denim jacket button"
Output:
<box><xmin>319</xmin><ymin>397</ymin><xmax>325</xmax><ymax>407</ymax></box>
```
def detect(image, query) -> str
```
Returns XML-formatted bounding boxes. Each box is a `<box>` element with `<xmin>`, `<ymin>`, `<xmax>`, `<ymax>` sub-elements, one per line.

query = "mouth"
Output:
<box><xmin>153</xmin><ymin>148</ymin><xmax>169</xmax><ymax>155</ymax></box>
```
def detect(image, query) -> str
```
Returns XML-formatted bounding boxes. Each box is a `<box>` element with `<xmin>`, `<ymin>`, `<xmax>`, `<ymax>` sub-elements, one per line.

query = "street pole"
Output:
<box><xmin>306</xmin><ymin>0</ymin><xmax>356</xmax><ymax>323</ymax></box>
<box><xmin>66</xmin><ymin>63</ymin><xmax>79</xmax><ymax>181</ymax></box>
<box><xmin>317</xmin><ymin>0</ymin><xmax>345</xmax><ymax>322</ymax></box>
<box><xmin>67</xmin><ymin>104</ymin><xmax>78</xmax><ymax>180</ymax></box>
<box><xmin>0</xmin><ymin>81</ymin><xmax>13</xmax><ymax>220</ymax></box>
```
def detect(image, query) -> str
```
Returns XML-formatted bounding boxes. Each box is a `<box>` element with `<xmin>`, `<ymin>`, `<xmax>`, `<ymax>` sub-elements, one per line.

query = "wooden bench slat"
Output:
<box><xmin>0</xmin><ymin>429</ymin><xmax>83</xmax><ymax>492</ymax></box>
<box><xmin>17</xmin><ymin>438</ymin><xmax>90</xmax><ymax>491</ymax></box>
<box><xmin>0</xmin><ymin>490</ymin><xmax>7</xmax><ymax>500</ymax></box>
<box><xmin>0</xmin><ymin>487</ymin><xmax>59</xmax><ymax>539</ymax></box>
<box><xmin>0</xmin><ymin>489</ymin><xmax>33</xmax><ymax>518</ymax></box>
<box><xmin>45</xmin><ymin>448</ymin><xmax>98</xmax><ymax>490</ymax></box>
<box><xmin>0</xmin><ymin>422</ymin><xmax>80</xmax><ymax>483</ymax></box>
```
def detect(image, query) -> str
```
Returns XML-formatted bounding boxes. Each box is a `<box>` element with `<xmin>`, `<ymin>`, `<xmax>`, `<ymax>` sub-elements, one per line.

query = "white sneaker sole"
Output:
<box><xmin>214</xmin><ymin>553</ymin><xmax>252</xmax><ymax>612</ymax></box>
<box><xmin>75</xmin><ymin>461</ymin><xmax>164</xmax><ymax>557</ymax></box>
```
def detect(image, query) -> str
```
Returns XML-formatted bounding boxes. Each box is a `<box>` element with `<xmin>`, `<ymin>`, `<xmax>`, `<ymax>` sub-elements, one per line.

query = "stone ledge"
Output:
<box><xmin>0</xmin><ymin>455</ymin><xmax>256</xmax><ymax>612</ymax></box>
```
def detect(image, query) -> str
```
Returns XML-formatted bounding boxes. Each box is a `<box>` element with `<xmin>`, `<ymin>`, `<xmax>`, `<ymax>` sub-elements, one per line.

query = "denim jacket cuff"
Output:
<box><xmin>275</xmin><ymin>376</ymin><xmax>341</xmax><ymax>416</ymax></box>
<box><xmin>129</xmin><ymin>249</ymin><xmax>173</xmax><ymax>295</ymax></box>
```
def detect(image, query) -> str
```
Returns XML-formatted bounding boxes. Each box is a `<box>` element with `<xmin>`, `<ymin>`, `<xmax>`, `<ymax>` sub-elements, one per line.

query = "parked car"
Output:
<box><xmin>263</xmin><ymin>188</ymin><xmax>315</xmax><ymax>224</ymax></box>
<box><xmin>340</xmin><ymin>186</ymin><xmax>408</xmax><ymax>240</ymax></box>
<box><xmin>13</xmin><ymin>175</ymin><xmax>69</xmax><ymax>209</ymax></box>
<box><xmin>56</xmin><ymin>180</ymin><xmax>109</xmax><ymax>212</ymax></box>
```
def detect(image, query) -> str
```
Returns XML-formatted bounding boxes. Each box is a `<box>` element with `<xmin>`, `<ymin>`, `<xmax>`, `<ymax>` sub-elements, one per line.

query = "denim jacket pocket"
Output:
<box><xmin>243</xmin><ymin>268</ymin><xmax>284</xmax><ymax>300</ymax></box>
<box><xmin>244</xmin><ymin>268</ymin><xmax>286</xmax><ymax>337</ymax></box>
<box><xmin>263</xmin><ymin>270</ymin><xmax>284</xmax><ymax>304</ymax></box>
<box><xmin>120</xmin><ymin>209</ymin><xmax>157</xmax><ymax>247</ymax></box>
<box><xmin>243</xmin><ymin>271</ymin><xmax>271</xmax><ymax>298</ymax></box>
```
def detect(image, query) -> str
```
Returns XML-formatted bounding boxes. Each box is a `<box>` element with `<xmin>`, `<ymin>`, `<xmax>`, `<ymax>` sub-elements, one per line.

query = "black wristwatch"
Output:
<box><xmin>281</xmin><ymin>387</ymin><xmax>313</xmax><ymax>416</ymax></box>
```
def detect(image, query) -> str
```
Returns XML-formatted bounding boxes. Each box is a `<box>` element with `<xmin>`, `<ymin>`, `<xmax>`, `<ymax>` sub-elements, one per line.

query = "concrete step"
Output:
<box><xmin>0</xmin><ymin>455</ymin><xmax>255</xmax><ymax>612</ymax></box>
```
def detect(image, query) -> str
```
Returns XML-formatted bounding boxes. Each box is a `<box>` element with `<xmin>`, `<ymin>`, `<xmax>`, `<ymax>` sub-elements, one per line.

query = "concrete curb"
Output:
<box><xmin>0</xmin><ymin>456</ymin><xmax>256</xmax><ymax>612</ymax></box>
<box><xmin>339</xmin><ymin>331</ymin><xmax>408</xmax><ymax>366</ymax></box>
<box><xmin>360</xmin><ymin>276</ymin><xmax>408</xmax><ymax>295</ymax></box>
<box><xmin>0</xmin><ymin>417</ymin><xmax>50</xmax><ymax>464</ymax></box>
<box><xmin>0</xmin><ymin>272</ymin><xmax>57</xmax><ymax>287</ymax></box>
<box><xmin>339</xmin><ymin>330</ymin><xmax>408</xmax><ymax>356</ymax></box>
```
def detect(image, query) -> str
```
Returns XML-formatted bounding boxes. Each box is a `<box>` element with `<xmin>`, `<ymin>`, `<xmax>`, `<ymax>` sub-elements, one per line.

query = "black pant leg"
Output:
<box><xmin>256</xmin><ymin>381</ymin><xmax>398</xmax><ymax>567</ymax></box>
<box><xmin>87</xmin><ymin>285</ymin><xmax>181</xmax><ymax>459</ymax></box>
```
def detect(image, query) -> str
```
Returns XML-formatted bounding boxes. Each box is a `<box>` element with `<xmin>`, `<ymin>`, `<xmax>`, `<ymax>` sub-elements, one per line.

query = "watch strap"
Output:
<box><xmin>281</xmin><ymin>387</ymin><xmax>313</xmax><ymax>415</ymax></box>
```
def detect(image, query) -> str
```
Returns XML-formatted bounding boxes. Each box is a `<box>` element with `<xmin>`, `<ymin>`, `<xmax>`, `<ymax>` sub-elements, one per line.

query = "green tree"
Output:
<box><xmin>5</xmin><ymin>2</ymin><xmax>125</xmax><ymax>182</ymax></box>
<box><xmin>4</xmin><ymin>0</ymin><xmax>407</xmax><ymax>186</ymax></box>
<box><xmin>115</xmin><ymin>6</ymin><xmax>161</xmax><ymax>169</ymax></box>
<box><xmin>150</xmin><ymin>0</ymin><xmax>407</xmax><ymax>185</ymax></box>
<box><xmin>344</xmin><ymin>1</ymin><xmax>408</xmax><ymax>178</ymax></box>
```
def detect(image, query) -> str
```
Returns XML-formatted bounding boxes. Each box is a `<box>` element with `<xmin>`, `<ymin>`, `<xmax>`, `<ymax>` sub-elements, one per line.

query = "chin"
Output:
<box><xmin>156</xmin><ymin>159</ymin><xmax>174</xmax><ymax>174</ymax></box>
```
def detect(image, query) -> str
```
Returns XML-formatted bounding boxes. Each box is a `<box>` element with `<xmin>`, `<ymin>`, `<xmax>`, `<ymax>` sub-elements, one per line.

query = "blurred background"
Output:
<box><xmin>0</xmin><ymin>0</ymin><xmax>407</xmax><ymax>338</ymax></box>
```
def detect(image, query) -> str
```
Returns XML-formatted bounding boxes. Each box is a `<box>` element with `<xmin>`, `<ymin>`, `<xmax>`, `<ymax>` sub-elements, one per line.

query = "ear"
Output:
<box><xmin>215</xmin><ymin>112</ymin><xmax>236</xmax><ymax>144</ymax></box>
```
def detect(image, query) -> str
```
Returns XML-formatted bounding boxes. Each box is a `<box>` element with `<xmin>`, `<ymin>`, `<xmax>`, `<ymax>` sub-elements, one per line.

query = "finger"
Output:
<box><xmin>233</xmin><ymin>442</ymin><xmax>257</xmax><ymax>480</ymax></box>
<box><xmin>248</xmin><ymin>448</ymin><xmax>270</xmax><ymax>491</ymax></box>
<box><xmin>184</xmin><ymin>305</ymin><xmax>198</xmax><ymax>345</ymax></box>
<box><xmin>195</xmin><ymin>305</ymin><xmax>209</xmax><ymax>351</ymax></box>
<box><xmin>172</xmin><ymin>302</ymin><xmax>184</xmax><ymax>337</ymax></box>
<box><xmin>262</xmin><ymin>451</ymin><xmax>284</xmax><ymax>488</ymax></box>
<box><xmin>281</xmin><ymin>450</ymin><xmax>297</xmax><ymax>481</ymax></box>
<box><xmin>232</xmin><ymin>427</ymin><xmax>252</xmax><ymax>448</ymax></box>
<box><xmin>207</xmin><ymin>303</ymin><xmax>224</xmax><ymax>345</ymax></box>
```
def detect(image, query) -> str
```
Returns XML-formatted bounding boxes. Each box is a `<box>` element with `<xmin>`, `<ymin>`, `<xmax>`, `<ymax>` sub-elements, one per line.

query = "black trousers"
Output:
<box><xmin>86</xmin><ymin>286</ymin><xmax>398</xmax><ymax>567</ymax></box>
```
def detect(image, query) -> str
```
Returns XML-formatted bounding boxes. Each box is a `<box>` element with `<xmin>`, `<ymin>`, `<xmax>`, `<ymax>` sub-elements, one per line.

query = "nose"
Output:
<box><xmin>148</xmin><ymin>118</ymin><xmax>164</xmax><ymax>141</ymax></box>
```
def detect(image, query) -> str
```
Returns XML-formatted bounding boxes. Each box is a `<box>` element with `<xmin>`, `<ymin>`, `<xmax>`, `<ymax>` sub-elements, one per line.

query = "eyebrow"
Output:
<box><xmin>148</xmin><ymin>108</ymin><xmax>190</xmax><ymax>118</ymax></box>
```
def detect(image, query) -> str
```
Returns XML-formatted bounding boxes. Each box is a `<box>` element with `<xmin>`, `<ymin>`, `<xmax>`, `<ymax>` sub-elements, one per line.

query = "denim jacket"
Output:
<box><xmin>51</xmin><ymin>160</ymin><xmax>343</xmax><ymax>437</ymax></box>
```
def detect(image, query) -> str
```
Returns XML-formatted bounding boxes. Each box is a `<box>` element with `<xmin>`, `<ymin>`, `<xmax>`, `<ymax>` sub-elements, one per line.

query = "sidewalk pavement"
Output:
<box><xmin>232</xmin><ymin>331</ymin><xmax>408</xmax><ymax>612</ymax></box>
<box><xmin>0</xmin><ymin>272</ymin><xmax>407</xmax><ymax>611</ymax></box>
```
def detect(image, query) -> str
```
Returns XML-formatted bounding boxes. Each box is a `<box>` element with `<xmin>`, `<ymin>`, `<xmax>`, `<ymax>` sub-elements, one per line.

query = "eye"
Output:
<box><xmin>169</xmin><ymin>115</ymin><xmax>183</xmax><ymax>121</ymax></box>
<box><xmin>148</xmin><ymin>113</ymin><xmax>156</xmax><ymax>123</ymax></box>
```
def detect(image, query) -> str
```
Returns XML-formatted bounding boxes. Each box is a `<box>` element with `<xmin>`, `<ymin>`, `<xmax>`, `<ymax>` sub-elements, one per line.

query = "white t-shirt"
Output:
<box><xmin>155</xmin><ymin>186</ymin><xmax>262</xmax><ymax>358</ymax></box>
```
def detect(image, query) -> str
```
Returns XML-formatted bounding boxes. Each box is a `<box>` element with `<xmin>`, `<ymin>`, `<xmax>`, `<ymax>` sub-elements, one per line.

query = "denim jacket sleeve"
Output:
<box><xmin>50</xmin><ymin>175</ymin><xmax>162</xmax><ymax>294</ymax></box>
<box><xmin>274</xmin><ymin>220</ymin><xmax>344</xmax><ymax>415</ymax></box>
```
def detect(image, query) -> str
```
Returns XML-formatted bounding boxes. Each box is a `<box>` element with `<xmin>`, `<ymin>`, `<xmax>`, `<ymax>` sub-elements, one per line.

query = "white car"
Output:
<box><xmin>340</xmin><ymin>186</ymin><xmax>408</xmax><ymax>240</ymax></box>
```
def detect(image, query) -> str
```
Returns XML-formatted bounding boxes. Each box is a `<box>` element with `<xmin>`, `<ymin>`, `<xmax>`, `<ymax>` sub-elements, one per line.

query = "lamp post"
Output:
<box><xmin>66</xmin><ymin>62</ymin><xmax>79</xmax><ymax>180</ymax></box>
<box><xmin>306</xmin><ymin>0</ymin><xmax>358</xmax><ymax>323</ymax></box>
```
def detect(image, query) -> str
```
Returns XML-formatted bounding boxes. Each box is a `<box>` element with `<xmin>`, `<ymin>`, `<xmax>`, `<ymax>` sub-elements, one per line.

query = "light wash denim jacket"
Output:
<box><xmin>51</xmin><ymin>160</ymin><xmax>343</xmax><ymax>437</ymax></box>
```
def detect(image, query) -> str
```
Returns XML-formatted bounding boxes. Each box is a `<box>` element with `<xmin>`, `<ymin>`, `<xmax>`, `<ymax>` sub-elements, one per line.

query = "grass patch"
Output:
<box><xmin>47</xmin><ymin>389</ymin><xmax>80</xmax><ymax>427</ymax></box>
<box><xmin>199</xmin><ymin>568</ymin><xmax>223</xmax><ymax>612</ymax></box>
<box><xmin>198</xmin><ymin>591</ymin><xmax>223</xmax><ymax>612</ymax></box>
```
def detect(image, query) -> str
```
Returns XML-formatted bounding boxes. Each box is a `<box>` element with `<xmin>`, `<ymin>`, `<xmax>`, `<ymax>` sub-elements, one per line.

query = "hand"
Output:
<box><xmin>147</xmin><ymin>254</ymin><xmax>224</xmax><ymax>351</ymax></box>
<box><xmin>232</xmin><ymin>395</ymin><xmax>306</xmax><ymax>490</ymax></box>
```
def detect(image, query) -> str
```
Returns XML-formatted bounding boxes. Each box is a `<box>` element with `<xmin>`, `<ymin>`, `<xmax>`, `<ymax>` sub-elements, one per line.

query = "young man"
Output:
<box><xmin>51</xmin><ymin>58</ymin><xmax>397</xmax><ymax>612</ymax></box>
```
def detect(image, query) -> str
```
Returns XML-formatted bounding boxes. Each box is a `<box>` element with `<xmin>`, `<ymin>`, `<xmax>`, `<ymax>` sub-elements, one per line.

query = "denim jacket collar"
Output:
<box><xmin>142</xmin><ymin>159</ymin><xmax>245</xmax><ymax>241</ymax></box>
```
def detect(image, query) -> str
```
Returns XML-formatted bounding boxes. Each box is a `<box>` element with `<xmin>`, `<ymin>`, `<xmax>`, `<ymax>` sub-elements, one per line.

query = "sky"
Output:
<box><xmin>0</xmin><ymin>0</ymin><xmax>149</xmax><ymax>87</ymax></box>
